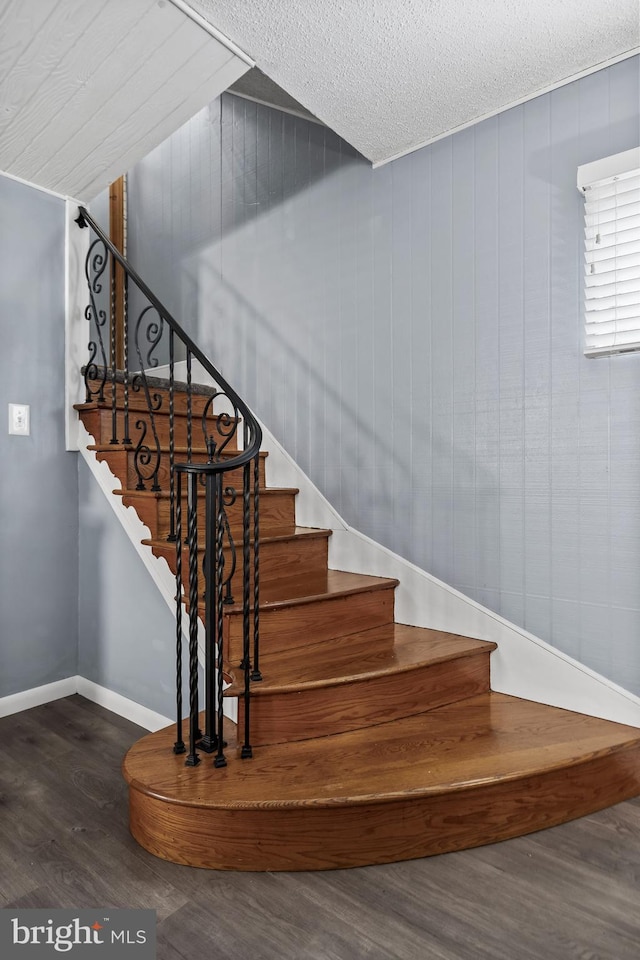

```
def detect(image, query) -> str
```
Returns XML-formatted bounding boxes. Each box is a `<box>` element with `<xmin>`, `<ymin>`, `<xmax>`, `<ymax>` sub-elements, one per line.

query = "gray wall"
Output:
<box><xmin>0</xmin><ymin>175</ymin><xmax>79</xmax><ymax>696</ymax></box>
<box><xmin>127</xmin><ymin>57</ymin><xmax>640</xmax><ymax>695</ymax></box>
<box><xmin>77</xmin><ymin>458</ymin><xmax>178</xmax><ymax>718</ymax></box>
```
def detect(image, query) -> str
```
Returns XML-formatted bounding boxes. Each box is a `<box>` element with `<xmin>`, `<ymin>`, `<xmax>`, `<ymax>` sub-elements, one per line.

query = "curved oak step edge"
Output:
<box><xmin>126</xmin><ymin>743</ymin><xmax>640</xmax><ymax>871</ymax></box>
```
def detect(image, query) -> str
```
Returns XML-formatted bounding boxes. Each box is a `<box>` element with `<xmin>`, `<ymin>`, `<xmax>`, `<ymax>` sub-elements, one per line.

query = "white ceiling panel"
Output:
<box><xmin>0</xmin><ymin>0</ymin><xmax>252</xmax><ymax>200</ymax></box>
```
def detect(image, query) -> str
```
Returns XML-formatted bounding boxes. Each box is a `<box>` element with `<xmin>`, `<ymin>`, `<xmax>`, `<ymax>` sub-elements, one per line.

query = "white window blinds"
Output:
<box><xmin>578</xmin><ymin>149</ymin><xmax>640</xmax><ymax>357</ymax></box>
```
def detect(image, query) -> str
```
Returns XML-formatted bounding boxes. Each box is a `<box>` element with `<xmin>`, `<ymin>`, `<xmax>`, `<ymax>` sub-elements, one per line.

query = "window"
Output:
<box><xmin>577</xmin><ymin>147</ymin><xmax>640</xmax><ymax>357</ymax></box>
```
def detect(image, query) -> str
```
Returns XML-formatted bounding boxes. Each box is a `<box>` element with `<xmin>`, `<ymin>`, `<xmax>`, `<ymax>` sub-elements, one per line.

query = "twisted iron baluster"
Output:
<box><xmin>122</xmin><ymin>272</ymin><xmax>131</xmax><ymax>444</ymax></box>
<box><xmin>185</xmin><ymin>471</ymin><xmax>200</xmax><ymax>767</ymax></box>
<box><xmin>252</xmin><ymin>451</ymin><xmax>262</xmax><ymax>681</ymax></box>
<box><xmin>241</xmin><ymin>459</ymin><xmax>253</xmax><ymax>758</ymax></box>
<box><xmin>222</xmin><ymin>508</ymin><xmax>236</xmax><ymax>606</ymax></box>
<box><xmin>214</xmin><ymin>472</ymin><xmax>227</xmax><ymax>768</ymax></box>
<box><xmin>168</xmin><ymin>330</ymin><xmax>176</xmax><ymax>541</ymax></box>
<box><xmin>173</xmin><ymin>469</ymin><xmax>185</xmax><ymax>755</ymax></box>
<box><xmin>109</xmin><ymin>253</ymin><xmax>118</xmax><ymax>443</ymax></box>
<box><xmin>186</xmin><ymin>350</ymin><xmax>192</xmax><ymax>462</ymax></box>
<box><xmin>199</xmin><ymin>472</ymin><xmax>218</xmax><ymax>754</ymax></box>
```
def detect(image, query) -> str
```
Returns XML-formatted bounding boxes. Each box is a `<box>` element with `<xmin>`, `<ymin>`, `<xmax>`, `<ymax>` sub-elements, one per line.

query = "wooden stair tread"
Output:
<box><xmin>75</xmin><ymin>395</ymin><xmax>230</xmax><ymax>417</ymax></box>
<box><xmin>221</xmin><ymin>569</ymin><xmax>399</xmax><ymax>611</ymax></box>
<box><xmin>123</xmin><ymin>692</ymin><xmax>640</xmax><ymax>810</ymax></box>
<box><xmin>227</xmin><ymin>624</ymin><xmax>495</xmax><ymax>694</ymax></box>
<box><xmin>115</xmin><ymin>486</ymin><xmax>298</xmax><ymax>501</ymax></box>
<box><xmin>88</xmin><ymin>443</ymin><xmax>267</xmax><ymax>459</ymax></box>
<box><xmin>76</xmin><ymin>370</ymin><xmax>217</xmax><ymax>399</ymax></box>
<box><xmin>142</xmin><ymin>526</ymin><xmax>331</xmax><ymax>551</ymax></box>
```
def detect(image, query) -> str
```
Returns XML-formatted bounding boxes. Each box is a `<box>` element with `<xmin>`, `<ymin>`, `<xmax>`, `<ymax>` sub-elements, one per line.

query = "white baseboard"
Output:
<box><xmin>76</xmin><ymin>678</ymin><xmax>172</xmax><ymax>732</ymax></box>
<box><xmin>0</xmin><ymin>676</ymin><xmax>171</xmax><ymax>732</ymax></box>
<box><xmin>0</xmin><ymin>677</ymin><xmax>78</xmax><ymax>718</ymax></box>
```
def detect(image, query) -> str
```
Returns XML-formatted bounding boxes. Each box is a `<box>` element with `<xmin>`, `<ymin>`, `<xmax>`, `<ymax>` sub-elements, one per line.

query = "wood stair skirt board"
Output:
<box><xmin>75</xmin><ymin>392</ymin><xmax>640</xmax><ymax>872</ymax></box>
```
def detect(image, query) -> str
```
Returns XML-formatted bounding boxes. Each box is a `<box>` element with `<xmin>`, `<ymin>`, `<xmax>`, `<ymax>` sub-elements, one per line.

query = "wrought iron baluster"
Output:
<box><xmin>185</xmin><ymin>470</ymin><xmax>200</xmax><ymax>767</ymax></box>
<box><xmin>214</xmin><ymin>471</ymin><xmax>227</xmax><ymax>768</ymax></box>
<box><xmin>199</xmin><ymin>472</ymin><xmax>218</xmax><ymax>754</ymax></box>
<box><xmin>168</xmin><ymin>330</ymin><xmax>176</xmax><ymax>541</ymax></box>
<box><xmin>186</xmin><ymin>349</ymin><xmax>192</xmax><ymax>462</ymax></box>
<box><xmin>122</xmin><ymin>272</ymin><xmax>131</xmax><ymax>444</ymax></box>
<box><xmin>132</xmin><ymin>306</ymin><xmax>163</xmax><ymax>492</ymax></box>
<box><xmin>173</xmin><ymin>469</ymin><xmax>185</xmax><ymax>755</ymax></box>
<box><xmin>222</xmin><ymin>509</ymin><xmax>236</xmax><ymax>606</ymax></box>
<box><xmin>252</xmin><ymin>451</ymin><xmax>262</xmax><ymax>681</ymax></box>
<box><xmin>83</xmin><ymin>237</ymin><xmax>108</xmax><ymax>403</ymax></box>
<box><xmin>241</xmin><ymin>460</ymin><xmax>253</xmax><ymax>758</ymax></box>
<box><xmin>109</xmin><ymin>253</ymin><xmax>118</xmax><ymax>443</ymax></box>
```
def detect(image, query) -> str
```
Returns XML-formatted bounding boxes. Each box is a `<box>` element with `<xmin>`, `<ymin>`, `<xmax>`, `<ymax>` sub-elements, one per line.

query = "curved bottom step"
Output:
<box><xmin>123</xmin><ymin>693</ymin><xmax>640</xmax><ymax>871</ymax></box>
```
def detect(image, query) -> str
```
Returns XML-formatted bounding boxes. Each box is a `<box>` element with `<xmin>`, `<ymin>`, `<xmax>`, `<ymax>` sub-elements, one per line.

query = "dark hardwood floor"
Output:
<box><xmin>1</xmin><ymin>695</ymin><xmax>638</xmax><ymax>959</ymax></box>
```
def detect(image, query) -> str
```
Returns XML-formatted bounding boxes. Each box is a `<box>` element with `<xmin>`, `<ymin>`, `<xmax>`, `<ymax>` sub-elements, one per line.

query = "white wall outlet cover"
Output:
<box><xmin>8</xmin><ymin>403</ymin><xmax>30</xmax><ymax>436</ymax></box>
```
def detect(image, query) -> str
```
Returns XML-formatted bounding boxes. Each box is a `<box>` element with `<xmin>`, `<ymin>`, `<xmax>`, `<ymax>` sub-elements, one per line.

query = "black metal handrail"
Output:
<box><xmin>76</xmin><ymin>205</ymin><xmax>262</xmax><ymax>768</ymax></box>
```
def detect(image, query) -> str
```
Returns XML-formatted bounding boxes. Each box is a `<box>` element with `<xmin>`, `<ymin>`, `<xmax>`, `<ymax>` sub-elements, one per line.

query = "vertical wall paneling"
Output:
<box><xmin>390</xmin><ymin>155</ymin><xmax>413</xmax><ymax>557</ymax></box>
<box><xmin>522</xmin><ymin>96</ymin><xmax>552</xmax><ymax>641</ymax></box>
<box><xmin>0</xmin><ymin>176</ymin><xmax>79</xmax><ymax>697</ymax></box>
<box><xmin>429</xmin><ymin>138</ymin><xmax>455</xmax><ymax>580</ymax></box>
<box><xmin>408</xmin><ymin>147</ymin><xmax>432</xmax><ymax>573</ymax></box>
<box><xmin>496</xmin><ymin>106</ymin><xmax>526</xmax><ymax>627</ymax></box>
<box><xmin>549</xmin><ymin>80</ymin><xmax>581</xmax><ymax>660</ymax></box>
<box><xmin>451</xmin><ymin>128</ymin><xmax>476</xmax><ymax>597</ymax></box>
<box><xmin>577</xmin><ymin>68</ymin><xmax>614</xmax><ymax>679</ymax></box>
<box><xmin>473</xmin><ymin>117</ymin><xmax>500</xmax><ymax>611</ymax></box>
<box><xmin>127</xmin><ymin>58</ymin><xmax>640</xmax><ymax>695</ymax></box>
<box><xmin>371</xmin><ymin>160</ymin><xmax>394</xmax><ymax>544</ymax></box>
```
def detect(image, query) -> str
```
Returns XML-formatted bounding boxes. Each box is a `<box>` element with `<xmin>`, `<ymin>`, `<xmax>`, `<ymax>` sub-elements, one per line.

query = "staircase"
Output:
<box><xmin>74</xmin><ymin>209</ymin><xmax>640</xmax><ymax>872</ymax></box>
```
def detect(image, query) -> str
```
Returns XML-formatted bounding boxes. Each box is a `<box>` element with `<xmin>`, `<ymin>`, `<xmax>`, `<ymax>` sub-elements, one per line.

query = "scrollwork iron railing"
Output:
<box><xmin>76</xmin><ymin>206</ymin><xmax>262</xmax><ymax>768</ymax></box>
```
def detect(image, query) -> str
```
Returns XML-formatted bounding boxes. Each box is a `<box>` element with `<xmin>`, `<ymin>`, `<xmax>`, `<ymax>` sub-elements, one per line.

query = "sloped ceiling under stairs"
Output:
<box><xmin>0</xmin><ymin>0</ymin><xmax>251</xmax><ymax>201</ymax></box>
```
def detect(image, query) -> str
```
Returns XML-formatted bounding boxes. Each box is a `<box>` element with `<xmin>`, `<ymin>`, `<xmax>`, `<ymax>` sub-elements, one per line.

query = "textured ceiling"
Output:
<box><xmin>188</xmin><ymin>0</ymin><xmax>640</xmax><ymax>164</ymax></box>
<box><xmin>229</xmin><ymin>67</ymin><xmax>320</xmax><ymax>123</ymax></box>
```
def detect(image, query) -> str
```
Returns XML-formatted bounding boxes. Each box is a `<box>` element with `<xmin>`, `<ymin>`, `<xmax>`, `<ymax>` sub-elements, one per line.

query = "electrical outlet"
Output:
<box><xmin>8</xmin><ymin>403</ymin><xmax>30</xmax><ymax>436</ymax></box>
